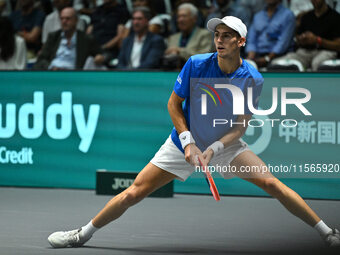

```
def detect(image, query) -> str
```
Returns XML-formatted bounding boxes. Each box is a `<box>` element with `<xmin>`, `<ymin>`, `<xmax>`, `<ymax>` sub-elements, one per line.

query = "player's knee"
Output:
<box><xmin>261</xmin><ymin>178</ymin><xmax>284</xmax><ymax>197</ymax></box>
<box><xmin>121</xmin><ymin>185</ymin><xmax>148</xmax><ymax>207</ymax></box>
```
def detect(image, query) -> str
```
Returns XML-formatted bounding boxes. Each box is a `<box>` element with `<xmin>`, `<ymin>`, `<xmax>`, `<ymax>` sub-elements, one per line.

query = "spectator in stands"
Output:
<box><xmin>245</xmin><ymin>0</ymin><xmax>295</xmax><ymax>68</ymax></box>
<box><xmin>284</xmin><ymin>0</ymin><xmax>314</xmax><ymax>28</ymax></box>
<box><xmin>34</xmin><ymin>7</ymin><xmax>104</xmax><ymax>70</ymax></box>
<box><xmin>170</xmin><ymin>0</ymin><xmax>206</xmax><ymax>32</ymax></box>
<box><xmin>206</xmin><ymin>0</ymin><xmax>251</xmax><ymax>28</ymax></box>
<box><xmin>86</xmin><ymin>0</ymin><xmax>129</xmax><ymax>64</ymax></box>
<box><xmin>237</xmin><ymin>0</ymin><xmax>266</xmax><ymax>24</ymax></box>
<box><xmin>0</xmin><ymin>16</ymin><xmax>27</xmax><ymax>69</ymax></box>
<box><xmin>122</xmin><ymin>0</ymin><xmax>171</xmax><ymax>38</ymax></box>
<box><xmin>164</xmin><ymin>3</ymin><xmax>212</xmax><ymax>67</ymax></box>
<box><xmin>9</xmin><ymin>0</ymin><xmax>45</xmax><ymax>58</ymax></box>
<box><xmin>42</xmin><ymin>0</ymin><xmax>86</xmax><ymax>44</ymax></box>
<box><xmin>284</xmin><ymin>0</ymin><xmax>338</xmax><ymax>28</ymax></box>
<box><xmin>117</xmin><ymin>7</ymin><xmax>165</xmax><ymax>69</ymax></box>
<box><xmin>271</xmin><ymin>0</ymin><xmax>340</xmax><ymax>71</ymax></box>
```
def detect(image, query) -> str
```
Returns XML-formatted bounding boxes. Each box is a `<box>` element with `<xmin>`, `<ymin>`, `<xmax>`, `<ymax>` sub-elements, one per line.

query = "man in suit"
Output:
<box><xmin>117</xmin><ymin>7</ymin><xmax>166</xmax><ymax>69</ymax></box>
<box><xmin>34</xmin><ymin>7</ymin><xmax>104</xmax><ymax>70</ymax></box>
<box><xmin>42</xmin><ymin>0</ymin><xmax>86</xmax><ymax>44</ymax></box>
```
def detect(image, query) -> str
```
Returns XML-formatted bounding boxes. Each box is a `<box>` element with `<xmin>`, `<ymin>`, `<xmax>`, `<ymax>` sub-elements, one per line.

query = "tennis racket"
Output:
<box><xmin>197</xmin><ymin>156</ymin><xmax>220</xmax><ymax>201</ymax></box>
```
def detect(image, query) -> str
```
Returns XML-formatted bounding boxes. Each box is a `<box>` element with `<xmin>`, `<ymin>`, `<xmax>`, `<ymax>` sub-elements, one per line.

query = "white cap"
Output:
<box><xmin>207</xmin><ymin>16</ymin><xmax>247</xmax><ymax>45</ymax></box>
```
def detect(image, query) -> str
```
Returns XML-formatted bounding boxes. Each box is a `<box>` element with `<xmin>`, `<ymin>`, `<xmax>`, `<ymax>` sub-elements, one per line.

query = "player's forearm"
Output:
<box><xmin>219</xmin><ymin>128</ymin><xmax>245</xmax><ymax>148</ymax></box>
<box><xmin>219</xmin><ymin>115</ymin><xmax>251</xmax><ymax>147</ymax></box>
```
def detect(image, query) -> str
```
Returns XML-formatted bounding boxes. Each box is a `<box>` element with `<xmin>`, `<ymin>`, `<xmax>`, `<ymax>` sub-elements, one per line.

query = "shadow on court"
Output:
<box><xmin>45</xmin><ymin>244</ymin><xmax>340</xmax><ymax>255</ymax></box>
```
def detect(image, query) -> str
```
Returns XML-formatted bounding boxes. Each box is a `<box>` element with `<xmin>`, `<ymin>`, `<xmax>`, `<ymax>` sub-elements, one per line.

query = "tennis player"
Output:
<box><xmin>48</xmin><ymin>16</ymin><xmax>340</xmax><ymax>248</ymax></box>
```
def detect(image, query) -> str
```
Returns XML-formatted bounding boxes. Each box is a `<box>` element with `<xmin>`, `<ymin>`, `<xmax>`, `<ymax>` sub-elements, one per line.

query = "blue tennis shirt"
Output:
<box><xmin>171</xmin><ymin>52</ymin><xmax>264</xmax><ymax>153</ymax></box>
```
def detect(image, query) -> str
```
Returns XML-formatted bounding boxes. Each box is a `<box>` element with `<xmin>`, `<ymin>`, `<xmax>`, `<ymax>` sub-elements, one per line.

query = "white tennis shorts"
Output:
<box><xmin>150</xmin><ymin>136</ymin><xmax>250</xmax><ymax>181</ymax></box>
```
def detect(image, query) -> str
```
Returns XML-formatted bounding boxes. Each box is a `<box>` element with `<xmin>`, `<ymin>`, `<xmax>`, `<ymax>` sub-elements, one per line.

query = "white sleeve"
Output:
<box><xmin>14</xmin><ymin>36</ymin><xmax>27</xmax><ymax>70</ymax></box>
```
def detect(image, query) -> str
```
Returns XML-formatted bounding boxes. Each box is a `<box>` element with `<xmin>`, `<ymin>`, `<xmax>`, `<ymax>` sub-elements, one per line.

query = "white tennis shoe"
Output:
<box><xmin>47</xmin><ymin>228</ymin><xmax>91</xmax><ymax>248</ymax></box>
<box><xmin>324</xmin><ymin>228</ymin><xmax>340</xmax><ymax>247</ymax></box>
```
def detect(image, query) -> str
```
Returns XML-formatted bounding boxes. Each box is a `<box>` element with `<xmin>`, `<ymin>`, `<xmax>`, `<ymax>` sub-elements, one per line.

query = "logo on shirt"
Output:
<box><xmin>177</xmin><ymin>76</ymin><xmax>182</xmax><ymax>85</ymax></box>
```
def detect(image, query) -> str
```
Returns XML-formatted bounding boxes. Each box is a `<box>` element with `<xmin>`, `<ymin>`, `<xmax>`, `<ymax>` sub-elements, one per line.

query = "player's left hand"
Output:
<box><xmin>201</xmin><ymin>148</ymin><xmax>214</xmax><ymax>166</ymax></box>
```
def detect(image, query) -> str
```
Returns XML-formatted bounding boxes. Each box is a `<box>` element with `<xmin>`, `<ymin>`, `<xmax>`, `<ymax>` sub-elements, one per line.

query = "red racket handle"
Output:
<box><xmin>197</xmin><ymin>157</ymin><xmax>221</xmax><ymax>201</ymax></box>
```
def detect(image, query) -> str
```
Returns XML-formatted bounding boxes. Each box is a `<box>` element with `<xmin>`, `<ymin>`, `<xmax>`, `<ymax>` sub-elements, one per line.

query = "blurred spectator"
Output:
<box><xmin>164</xmin><ymin>3</ymin><xmax>212</xmax><ymax>68</ymax></box>
<box><xmin>170</xmin><ymin>0</ymin><xmax>206</xmax><ymax>32</ymax></box>
<box><xmin>34</xmin><ymin>7</ymin><xmax>104</xmax><ymax>69</ymax></box>
<box><xmin>42</xmin><ymin>0</ymin><xmax>86</xmax><ymax>44</ymax></box>
<box><xmin>0</xmin><ymin>0</ymin><xmax>12</xmax><ymax>16</ymax></box>
<box><xmin>286</xmin><ymin>0</ymin><xmax>314</xmax><ymax>28</ymax></box>
<box><xmin>123</xmin><ymin>0</ymin><xmax>171</xmax><ymax>38</ymax></box>
<box><xmin>0</xmin><ymin>16</ymin><xmax>27</xmax><ymax>69</ymax></box>
<box><xmin>246</xmin><ymin>0</ymin><xmax>295</xmax><ymax>68</ymax></box>
<box><xmin>271</xmin><ymin>0</ymin><xmax>340</xmax><ymax>71</ymax></box>
<box><xmin>117</xmin><ymin>7</ymin><xmax>165</xmax><ymax>68</ymax></box>
<box><xmin>86</xmin><ymin>0</ymin><xmax>129</xmax><ymax>64</ymax></box>
<box><xmin>287</xmin><ymin>0</ymin><xmax>339</xmax><ymax>16</ymax></box>
<box><xmin>9</xmin><ymin>0</ymin><xmax>45</xmax><ymax>58</ymax></box>
<box><xmin>237</xmin><ymin>0</ymin><xmax>266</xmax><ymax>24</ymax></box>
<box><xmin>206</xmin><ymin>0</ymin><xmax>251</xmax><ymax>28</ymax></box>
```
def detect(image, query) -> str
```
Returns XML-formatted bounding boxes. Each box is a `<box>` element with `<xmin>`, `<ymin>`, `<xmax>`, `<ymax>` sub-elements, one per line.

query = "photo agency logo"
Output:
<box><xmin>200</xmin><ymin>83</ymin><xmax>312</xmax><ymax>121</ymax></box>
<box><xmin>191</xmin><ymin>78</ymin><xmax>312</xmax><ymax>154</ymax></box>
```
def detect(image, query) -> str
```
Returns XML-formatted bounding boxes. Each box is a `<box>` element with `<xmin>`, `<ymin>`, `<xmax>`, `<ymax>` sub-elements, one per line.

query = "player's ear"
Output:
<box><xmin>238</xmin><ymin>37</ymin><xmax>246</xmax><ymax>48</ymax></box>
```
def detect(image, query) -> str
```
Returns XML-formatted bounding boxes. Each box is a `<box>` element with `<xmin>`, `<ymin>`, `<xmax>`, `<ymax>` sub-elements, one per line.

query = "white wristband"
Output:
<box><xmin>207</xmin><ymin>141</ymin><xmax>224</xmax><ymax>157</ymax></box>
<box><xmin>179</xmin><ymin>131</ymin><xmax>195</xmax><ymax>149</ymax></box>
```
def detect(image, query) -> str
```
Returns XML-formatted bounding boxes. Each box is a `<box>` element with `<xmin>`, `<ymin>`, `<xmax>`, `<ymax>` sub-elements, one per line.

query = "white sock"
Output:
<box><xmin>314</xmin><ymin>220</ymin><xmax>332</xmax><ymax>237</ymax></box>
<box><xmin>80</xmin><ymin>220</ymin><xmax>98</xmax><ymax>239</ymax></box>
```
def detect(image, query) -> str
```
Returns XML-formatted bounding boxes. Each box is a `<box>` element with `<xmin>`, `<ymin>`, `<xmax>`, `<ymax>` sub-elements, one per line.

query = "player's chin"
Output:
<box><xmin>217</xmin><ymin>50</ymin><xmax>228</xmax><ymax>57</ymax></box>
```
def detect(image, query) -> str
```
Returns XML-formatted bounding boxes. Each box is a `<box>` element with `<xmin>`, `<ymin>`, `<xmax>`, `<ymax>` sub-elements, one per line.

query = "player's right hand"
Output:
<box><xmin>184</xmin><ymin>143</ymin><xmax>203</xmax><ymax>166</ymax></box>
